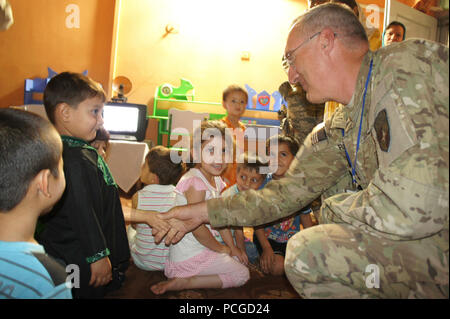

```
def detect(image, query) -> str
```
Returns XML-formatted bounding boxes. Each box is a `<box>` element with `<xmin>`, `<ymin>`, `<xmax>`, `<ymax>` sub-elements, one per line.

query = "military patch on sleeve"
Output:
<box><xmin>374</xmin><ymin>109</ymin><xmax>390</xmax><ymax>152</ymax></box>
<box><xmin>311</xmin><ymin>126</ymin><xmax>327</xmax><ymax>145</ymax></box>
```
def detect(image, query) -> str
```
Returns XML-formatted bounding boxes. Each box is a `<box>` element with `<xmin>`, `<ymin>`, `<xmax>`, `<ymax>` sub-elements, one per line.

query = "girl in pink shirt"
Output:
<box><xmin>151</xmin><ymin>121</ymin><xmax>249</xmax><ymax>294</ymax></box>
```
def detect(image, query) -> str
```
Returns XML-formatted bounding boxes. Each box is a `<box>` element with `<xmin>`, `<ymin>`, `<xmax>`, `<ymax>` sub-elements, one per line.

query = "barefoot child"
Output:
<box><xmin>151</xmin><ymin>121</ymin><xmax>250</xmax><ymax>294</ymax></box>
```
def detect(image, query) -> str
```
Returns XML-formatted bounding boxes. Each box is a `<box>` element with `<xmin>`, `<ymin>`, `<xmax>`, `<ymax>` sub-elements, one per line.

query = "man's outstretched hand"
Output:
<box><xmin>152</xmin><ymin>202</ymin><xmax>209</xmax><ymax>245</ymax></box>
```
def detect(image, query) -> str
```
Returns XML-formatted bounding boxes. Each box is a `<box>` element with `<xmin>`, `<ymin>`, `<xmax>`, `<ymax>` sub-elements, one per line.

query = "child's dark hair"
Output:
<box><xmin>146</xmin><ymin>145</ymin><xmax>186</xmax><ymax>185</ymax></box>
<box><xmin>0</xmin><ymin>109</ymin><xmax>62</xmax><ymax>211</ymax></box>
<box><xmin>266</xmin><ymin>134</ymin><xmax>300</xmax><ymax>156</ymax></box>
<box><xmin>222</xmin><ymin>85</ymin><xmax>248</xmax><ymax>103</ymax></box>
<box><xmin>237</xmin><ymin>152</ymin><xmax>268</xmax><ymax>176</ymax></box>
<box><xmin>44</xmin><ymin>72</ymin><xmax>106</xmax><ymax>124</ymax></box>
<box><xmin>193</xmin><ymin>120</ymin><xmax>229</xmax><ymax>141</ymax></box>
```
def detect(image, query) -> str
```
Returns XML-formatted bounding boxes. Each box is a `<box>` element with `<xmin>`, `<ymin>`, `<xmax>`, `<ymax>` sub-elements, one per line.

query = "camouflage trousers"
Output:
<box><xmin>284</xmin><ymin>223</ymin><xmax>449</xmax><ymax>298</ymax></box>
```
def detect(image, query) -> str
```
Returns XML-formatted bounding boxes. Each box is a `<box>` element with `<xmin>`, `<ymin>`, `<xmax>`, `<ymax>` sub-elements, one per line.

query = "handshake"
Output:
<box><xmin>122</xmin><ymin>201</ymin><xmax>210</xmax><ymax>246</ymax></box>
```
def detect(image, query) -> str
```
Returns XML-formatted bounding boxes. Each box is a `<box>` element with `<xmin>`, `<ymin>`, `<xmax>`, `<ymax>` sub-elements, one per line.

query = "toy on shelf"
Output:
<box><xmin>24</xmin><ymin>68</ymin><xmax>88</xmax><ymax>104</ymax></box>
<box><xmin>149</xmin><ymin>78</ymin><xmax>222</xmax><ymax>146</ymax></box>
<box><xmin>24</xmin><ymin>77</ymin><xmax>50</xmax><ymax>105</ymax></box>
<box><xmin>241</xmin><ymin>84</ymin><xmax>285</xmax><ymax>127</ymax></box>
<box><xmin>244</xmin><ymin>84</ymin><xmax>285</xmax><ymax>112</ymax></box>
<box><xmin>255</xmin><ymin>90</ymin><xmax>271</xmax><ymax>111</ymax></box>
<box><xmin>271</xmin><ymin>90</ymin><xmax>283</xmax><ymax>112</ymax></box>
<box><xmin>245</xmin><ymin>84</ymin><xmax>258</xmax><ymax>110</ymax></box>
<box><xmin>150</xmin><ymin>80</ymin><xmax>286</xmax><ymax>147</ymax></box>
<box><xmin>157</xmin><ymin>78</ymin><xmax>194</xmax><ymax>101</ymax></box>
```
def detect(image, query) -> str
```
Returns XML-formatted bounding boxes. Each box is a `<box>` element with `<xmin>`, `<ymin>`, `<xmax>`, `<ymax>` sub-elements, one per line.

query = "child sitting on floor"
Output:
<box><xmin>151</xmin><ymin>120</ymin><xmax>250</xmax><ymax>295</ymax></box>
<box><xmin>254</xmin><ymin>134</ymin><xmax>314</xmax><ymax>276</ymax></box>
<box><xmin>221</xmin><ymin>152</ymin><xmax>269</xmax><ymax>265</ymax></box>
<box><xmin>127</xmin><ymin>145</ymin><xmax>187</xmax><ymax>271</ymax></box>
<box><xmin>0</xmin><ymin>109</ymin><xmax>72</xmax><ymax>299</ymax></box>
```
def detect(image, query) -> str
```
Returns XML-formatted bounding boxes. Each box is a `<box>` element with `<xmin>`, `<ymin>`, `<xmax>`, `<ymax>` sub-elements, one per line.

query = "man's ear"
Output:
<box><xmin>56</xmin><ymin>103</ymin><xmax>72</xmax><ymax>122</ymax></box>
<box><xmin>35</xmin><ymin>169</ymin><xmax>52</xmax><ymax>198</ymax></box>
<box><xmin>319</xmin><ymin>28</ymin><xmax>336</xmax><ymax>55</ymax></box>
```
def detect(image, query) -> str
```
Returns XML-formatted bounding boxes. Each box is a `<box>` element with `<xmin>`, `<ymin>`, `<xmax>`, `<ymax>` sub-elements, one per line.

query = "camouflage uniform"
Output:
<box><xmin>278</xmin><ymin>81</ymin><xmax>324</xmax><ymax>214</ymax></box>
<box><xmin>207</xmin><ymin>39</ymin><xmax>449</xmax><ymax>298</ymax></box>
<box><xmin>278</xmin><ymin>81</ymin><xmax>324</xmax><ymax>145</ymax></box>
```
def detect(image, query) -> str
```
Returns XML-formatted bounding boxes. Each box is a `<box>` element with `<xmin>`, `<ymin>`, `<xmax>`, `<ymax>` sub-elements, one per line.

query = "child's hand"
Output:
<box><xmin>238</xmin><ymin>248</ymin><xmax>249</xmax><ymax>266</ymax></box>
<box><xmin>229</xmin><ymin>246</ymin><xmax>240</xmax><ymax>259</ymax></box>
<box><xmin>89</xmin><ymin>257</ymin><xmax>112</xmax><ymax>287</ymax></box>
<box><xmin>153</xmin><ymin>215</ymin><xmax>187</xmax><ymax>245</ymax></box>
<box><xmin>219</xmin><ymin>245</ymin><xmax>231</xmax><ymax>256</ymax></box>
<box><xmin>147</xmin><ymin>213</ymin><xmax>170</xmax><ymax>238</ymax></box>
<box><xmin>260</xmin><ymin>248</ymin><xmax>275</xmax><ymax>274</ymax></box>
<box><xmin>230</xmin><ymin>246</ymin><xmax>248</xmax><ymax>265</ymax></box>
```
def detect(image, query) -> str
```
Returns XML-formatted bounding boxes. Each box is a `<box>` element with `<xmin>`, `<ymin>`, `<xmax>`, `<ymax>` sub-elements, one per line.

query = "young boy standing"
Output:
<box><xmin>220</xmin><ymin>85</ymin><xmax>248</xmax><ymax>188</ymax></box>
<box><xmin>38</xmin><ymin>72</ymin><xmax>131</xmax><ymax>298</ymax></box>
<box><xmin>0</xmin><ymin>109</ymin><xmax>71</xmax><ymax>299</ymax></box>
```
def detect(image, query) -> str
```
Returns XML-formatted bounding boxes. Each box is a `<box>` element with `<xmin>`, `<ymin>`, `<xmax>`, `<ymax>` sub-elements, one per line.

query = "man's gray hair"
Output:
<box><xmin>292</xmin><ymin>3</ymin><xmax>368</xmax><ymax>46</ymax></box>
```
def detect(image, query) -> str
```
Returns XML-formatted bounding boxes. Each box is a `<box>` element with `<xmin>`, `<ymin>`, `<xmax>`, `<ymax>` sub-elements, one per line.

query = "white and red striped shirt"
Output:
<box><xmin>129</xmin><ymin>184</ymin><xmax>186</xmax><ymax>271</ymax></box>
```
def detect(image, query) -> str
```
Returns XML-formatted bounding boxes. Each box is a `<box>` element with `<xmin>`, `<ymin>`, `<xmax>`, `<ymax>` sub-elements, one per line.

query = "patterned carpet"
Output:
<box><xmin>106</xmin><ymin>259</ymin><xmax>300</xmax><ymax>299</ymax></box>
<box><xmin>114</xmin><ymin>194</ymin><xmax>300</xmax><ymax>299</ymax></box>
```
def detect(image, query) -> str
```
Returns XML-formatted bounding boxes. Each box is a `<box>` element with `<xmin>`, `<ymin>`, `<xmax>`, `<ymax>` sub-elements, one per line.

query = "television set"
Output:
<box><xmin>103</xmin><ymin>102</ymin><xmax>148</xmax><ymax>141</ymax></box>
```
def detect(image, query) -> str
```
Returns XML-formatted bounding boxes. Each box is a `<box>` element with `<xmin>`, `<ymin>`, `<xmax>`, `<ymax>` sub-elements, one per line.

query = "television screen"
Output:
<box><xmin>103</xmin><ymin>102</ymin><xmax>148</xmax><ymax>141</ymax></box>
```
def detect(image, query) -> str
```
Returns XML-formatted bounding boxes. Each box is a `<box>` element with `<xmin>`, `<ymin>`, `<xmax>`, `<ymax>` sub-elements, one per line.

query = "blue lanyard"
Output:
<box><xmin>341</xmin><ymin>58</ymin><xmax>373</xmax><ymax>188</ymax></box>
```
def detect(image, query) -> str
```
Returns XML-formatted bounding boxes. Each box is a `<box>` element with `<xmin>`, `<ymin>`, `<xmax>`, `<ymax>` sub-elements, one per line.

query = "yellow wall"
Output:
<box><xmin>113</xmin><ymin>0</ymin><xmax>308</xmax><ymax>110</ymax></box>
<box><xmin>358</xmin><ymin>0</ymin><xmax>385</xmax><ymax>33</ymax></box>
<box><xmin>112</xmin><ymin>0</ymin><xmax>309</xmax><ymax>143</ymax></box>
<box><xmin>0</xmin><ymin>0</ymin><xmax>116</xmax><ymax>108</ymax></box>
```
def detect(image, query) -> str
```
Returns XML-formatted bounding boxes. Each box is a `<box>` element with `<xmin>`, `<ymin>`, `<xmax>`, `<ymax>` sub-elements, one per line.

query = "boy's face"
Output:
<box><xmin>236</xmin><ymin>166</ymin><xmax>265</xmax><ymax>191</ymax></box>
<box><xmin>223</xmin><ymin>91</ymin><xmax>247</xmax><ymax>119</ymax></box>
<box><xmin>66</xmin><ymin>96</ymin><xmax>104</xmax><ymax>142</ymax></box>
<box><xmin>269</xmin><ymin>142</ymin><xmax>295</xmax><ymax>179</ymax></box>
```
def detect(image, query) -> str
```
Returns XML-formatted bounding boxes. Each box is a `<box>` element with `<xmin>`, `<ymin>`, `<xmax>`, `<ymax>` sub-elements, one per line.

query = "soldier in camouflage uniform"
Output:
<box><xmin>159</xmin><ymin>3</ymin><xmax>449</xmax><ymax>298</ymax></box>
<box><xmin>278</xmin><ymin>81</ymin><xmax>324</xmax><ymax>145</ymax></box>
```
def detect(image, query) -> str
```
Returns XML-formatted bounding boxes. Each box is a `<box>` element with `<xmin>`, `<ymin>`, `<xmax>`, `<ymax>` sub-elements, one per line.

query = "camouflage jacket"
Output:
<box><xmin>208</xmin><ymin>39</ymin><xmax>449</xmax><ymax>242</ymax></box>
<box><xmin>278</xmin><ymin>81</ymin><xmax>324</xmax><ymax>145</ymax></box>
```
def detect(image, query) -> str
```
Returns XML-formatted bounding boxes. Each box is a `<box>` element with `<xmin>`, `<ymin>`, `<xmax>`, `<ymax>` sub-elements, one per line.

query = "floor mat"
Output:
<box><xmin>106</xmin><ymin>260</ymin><xmax>300</xmax><ymax>299</ymax></box>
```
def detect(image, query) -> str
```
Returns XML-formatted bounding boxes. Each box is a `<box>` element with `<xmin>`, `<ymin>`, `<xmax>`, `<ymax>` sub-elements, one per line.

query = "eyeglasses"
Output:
<box><xmin>282</xmin><ymin>31</ymin><xmax>321</xmax><ymax>73</ymax></box>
